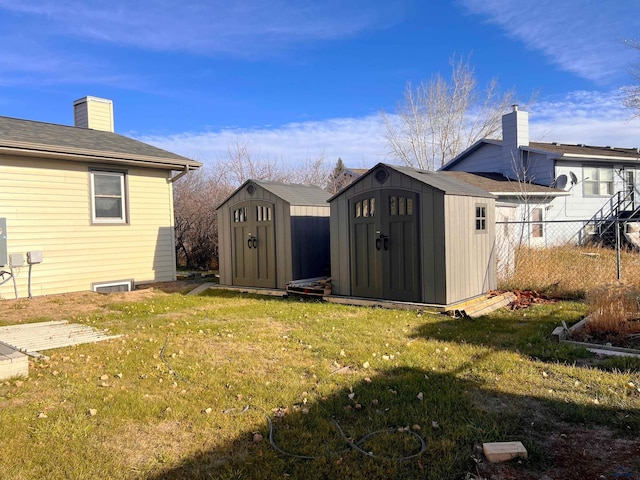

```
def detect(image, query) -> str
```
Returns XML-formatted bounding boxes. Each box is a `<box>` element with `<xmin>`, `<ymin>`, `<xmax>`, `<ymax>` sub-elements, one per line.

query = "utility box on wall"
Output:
<box><xmin>0</xmin><ymin>218</ymin><xmax>7</xmax><ymax>266</ymax></box>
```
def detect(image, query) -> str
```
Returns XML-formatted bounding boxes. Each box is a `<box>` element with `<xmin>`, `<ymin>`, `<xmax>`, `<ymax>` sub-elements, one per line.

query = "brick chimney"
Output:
<box><xmin>502</xmin><ymin>104</ymin><xmax>529</xmax><ymax>179</ymax></box>
<box><xmin>73</xmin><ymin>96</ymin><xmax>114</xmax><ymax>132</ymax></box>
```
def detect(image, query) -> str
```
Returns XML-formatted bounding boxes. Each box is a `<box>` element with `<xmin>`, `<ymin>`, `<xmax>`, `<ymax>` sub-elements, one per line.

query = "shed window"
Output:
<box><xmin>233</xmin><ymin>207</ymin><xmax>247</xmax><ymax>223</ymax></box>
<box><xmin>390</xmin><ymin>196</ymin><xmax>414</xmax><ymax>216</ymax></box>
<box><xmin>90</xmin><ymin>170</ymin><xmax>127</xmax><ymax>224</ymax></box>
<box><xmin>256</xmin><ymin>205</ymin><xmax>271</xmax><ymax>222</ymax></box>
<box><xmin>583</xmin><ymin>166</ymin><xmax>613</xmax><ymax>196</ymax></box>
<box><xmin>475</xmin><ymin>204</ymin><xmax>487</xmax><ymax>231</ymax></box>
<box><xmin>355</xmin><ymin>198</ymin><xmax>375</xmax><ymax>218</ymax></box>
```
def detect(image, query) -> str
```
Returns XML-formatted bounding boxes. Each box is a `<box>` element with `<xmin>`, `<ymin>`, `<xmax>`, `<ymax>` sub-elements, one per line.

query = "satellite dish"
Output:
<box><xmin>554</xmin><ymin>174</ymin><xmax>568</xmax><ymax>190</ymax></box>
<box><xmin>569</xmin><ymin>171</ymin><xmax>578</xmax><ymax>185</ymax></box>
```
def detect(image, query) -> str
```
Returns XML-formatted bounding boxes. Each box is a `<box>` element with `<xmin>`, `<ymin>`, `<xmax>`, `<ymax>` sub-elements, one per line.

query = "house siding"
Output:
<box><xmin>446</xmin><ymin>144</ymin><xmax>503</xmax><ymax>174</ymax></box>
<box><xmin>0</xmin><ymin>155</ymin><xmax>175</xmax><ymax>298</ymax></box>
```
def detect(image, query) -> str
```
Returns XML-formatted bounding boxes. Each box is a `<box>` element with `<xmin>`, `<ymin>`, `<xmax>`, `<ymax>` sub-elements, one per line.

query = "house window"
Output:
<box><xmin>90</xmin><ymin>170</ymin><xmax>127</xmax><ymax>223</ymax></box>
<box><xmin>531</xmin><ymin>208</ymin><xmax>543</xmax><ymax>238</ymax></box>
<box><xmin>583</xmin><ymin>166</ymin><xmax>613</xmax><ymax>196</ymax></box>
<box><xmin>475</xmin><ymin>204</ymin><xmax>487</xmax><ymax>231</ymax></box>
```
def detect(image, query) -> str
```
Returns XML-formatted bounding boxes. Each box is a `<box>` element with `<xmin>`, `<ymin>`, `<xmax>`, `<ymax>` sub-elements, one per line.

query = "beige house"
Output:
<box><xmin>0</xmin><ymin>97</ymin><xmax>201</xmax><ymax>298</ymax></box>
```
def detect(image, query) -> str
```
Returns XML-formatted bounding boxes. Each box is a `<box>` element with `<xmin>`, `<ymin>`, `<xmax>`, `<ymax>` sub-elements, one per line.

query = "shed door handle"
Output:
<box><xmin>252</xmin><ymin>238</ymin><xmax>258</xmax><ymax>249</ymax></box>
<box><xmin>375</xmin><ymin>237</ymin><xmax>381</xmax><ymax>251</ymax></box>
<box><xmin>383</xmin><ymin>236</ymin><xmax>389</xmax><ymax>251</ymax></box>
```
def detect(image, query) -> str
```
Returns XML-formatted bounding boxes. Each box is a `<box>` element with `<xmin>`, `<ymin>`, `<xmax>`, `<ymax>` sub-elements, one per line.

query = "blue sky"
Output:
<box><xmin>1</xmin><ymin>0</ymin><xmax>640</xmax><ymax>168</ymax></box>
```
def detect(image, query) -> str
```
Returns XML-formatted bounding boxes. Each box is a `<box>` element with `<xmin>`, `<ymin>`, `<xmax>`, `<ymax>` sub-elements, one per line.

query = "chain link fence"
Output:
<box><xmin>494</xmin><ymin>217</ymin><xmax>640</xmax><ymax>296</ymax></box>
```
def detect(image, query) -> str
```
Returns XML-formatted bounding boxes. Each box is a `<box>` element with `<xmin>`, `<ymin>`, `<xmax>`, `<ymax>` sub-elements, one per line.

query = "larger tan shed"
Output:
<box><xmin>217</xmin><ymin>180</ymin><xmax>330</xmax><ymax>290</ymax></box>
<box><xmin>329</xmin><ymin>163</ymin><xmax>496</xmax><ymax>306</ymax></box>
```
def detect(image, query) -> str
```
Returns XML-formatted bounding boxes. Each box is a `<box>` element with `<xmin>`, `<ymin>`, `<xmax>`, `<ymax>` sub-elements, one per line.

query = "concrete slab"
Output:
<box><xmin>0</xmin><ymin>342</ymin><xmax>28</xmax><ymax>380</ymax></box>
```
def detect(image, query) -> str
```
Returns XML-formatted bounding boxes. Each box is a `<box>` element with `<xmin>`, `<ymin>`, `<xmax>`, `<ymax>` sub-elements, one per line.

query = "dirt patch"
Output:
<box><xmin>474</xmin><ymin>425</ymin><xmax>640</xmax><ymax>479</ymax></box>
<box><xmin>0</xmin><ymin>280</ymin><xmax>202</xmax><ymax>325</ymax></box>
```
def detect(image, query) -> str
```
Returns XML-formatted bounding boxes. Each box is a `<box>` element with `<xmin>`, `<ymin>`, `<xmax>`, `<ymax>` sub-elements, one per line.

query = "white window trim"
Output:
<box><xmin>583</xmin><ymin>166</ymin><xmax>613</xmax><ymax>198</ymax></box>
<box><xmin>90</xmin><ymin>170</ymin><xmax>128</xmax><ymax>224</ymax></box>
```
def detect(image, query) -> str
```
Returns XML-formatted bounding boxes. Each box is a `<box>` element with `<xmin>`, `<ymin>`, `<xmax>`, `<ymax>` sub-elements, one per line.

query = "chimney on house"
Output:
<box><xmin>502</xmin><ymin>104</ymin><xmax>529</xmax><ymax>179</ymax></box>
<box><xmin>73</xmin><ymin>96</ymin><xmax>114</xmax><ymax>132</ymax></box>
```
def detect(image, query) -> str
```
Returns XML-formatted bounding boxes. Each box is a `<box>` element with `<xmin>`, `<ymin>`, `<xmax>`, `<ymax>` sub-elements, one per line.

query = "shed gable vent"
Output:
<box><xmin>374</xmin><ymin>168</ymin><xmax>389</xmax><ymax>184</ymax></box>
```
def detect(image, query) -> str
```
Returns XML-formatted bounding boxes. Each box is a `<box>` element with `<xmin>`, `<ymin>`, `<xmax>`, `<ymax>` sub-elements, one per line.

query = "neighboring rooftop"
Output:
<box><xmin>527</xmin><ymin>141</ymin><xmax>640</xmax><ymax>159</ymax></box>
<box><xmin>441</xmin><ymin>171</ymin><xmax>568</xmax><ymax>196</ymax></box>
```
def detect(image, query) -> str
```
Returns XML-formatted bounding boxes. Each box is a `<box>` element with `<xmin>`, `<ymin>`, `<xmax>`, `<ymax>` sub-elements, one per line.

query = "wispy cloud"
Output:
<box><xmin>0</xmin><ymin>1</ymin><xmax>405</xmax><ymax>57</ymax></box>
<box><xmin>458</xmin><ymin>0</ymin><xmax>640</xmax><ymax>84</ymax></box>
<box><xmin>136</xmin><ymin>115</ymin><xmax>390</xmax><ymax>167</ymax></box>
<box><xmin>530</xmin><ymin>89</ymin><xmax>640</xmax><ymax>146</ymax></box>
<box><xmin>138</xmin><ymin>89</ymin><xmax>640</xmax><ymax>168</ymax></box>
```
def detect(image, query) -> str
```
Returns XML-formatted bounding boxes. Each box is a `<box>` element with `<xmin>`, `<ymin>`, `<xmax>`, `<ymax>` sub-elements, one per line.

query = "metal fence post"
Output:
<box><xmin>616</xmin><ymin>218</ymin><xmax>621</xmax><ymax>281</ymax></box>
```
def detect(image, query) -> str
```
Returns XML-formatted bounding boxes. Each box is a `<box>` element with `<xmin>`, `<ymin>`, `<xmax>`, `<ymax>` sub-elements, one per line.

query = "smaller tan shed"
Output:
<box><xmin>217</xmin><ymin>180</ymin><xmax>330</xmax><ymax>290</ymax></box>
<box><xmin>329</xmin><ymin>163</ymin><xmax>496</xmax><ymax>306</ymax></box>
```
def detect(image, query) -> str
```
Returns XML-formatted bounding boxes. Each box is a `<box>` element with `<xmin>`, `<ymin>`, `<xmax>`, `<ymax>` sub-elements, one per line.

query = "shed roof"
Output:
<box><xmin>217</xmin><ymin>179</ymin><xmax>331</xmax><ymax>209</ymax></box>
<box><xmin>390</xmin><ymin>164</ymin><xmax>496</xmax><ymax>198</ymax></box>
<box><xmin>0</xmin><ymin>115</ymin><xmax>201</xmax><ymax>170</ymax></box>
<box><xmin>328</xmin><ymin>163</ymin><xmax>496</xmax><ymax>201</ymax></box>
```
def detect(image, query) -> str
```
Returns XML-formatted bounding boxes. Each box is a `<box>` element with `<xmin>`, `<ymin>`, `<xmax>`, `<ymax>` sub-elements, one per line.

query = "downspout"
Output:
<box><xmin>169</xmin><ymin>166</ymin><xmax>193</xmax><ymax>183</ymax></box>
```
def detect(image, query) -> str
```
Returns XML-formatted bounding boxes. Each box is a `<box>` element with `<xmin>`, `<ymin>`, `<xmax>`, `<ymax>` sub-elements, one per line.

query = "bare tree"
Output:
<box><xmin>173</xmin><ymin>167</ymin><xmax>232</xmax><ymax>270</ymax></box>
<box><xmin>381</xmin><ymin>55</ymin><xmax>516</xmax><ymax>171</ymax></box>
<box><xmin>624</xmin><ymin>39</ymin><xmax>640</xmax><ymax>115</ymax></box>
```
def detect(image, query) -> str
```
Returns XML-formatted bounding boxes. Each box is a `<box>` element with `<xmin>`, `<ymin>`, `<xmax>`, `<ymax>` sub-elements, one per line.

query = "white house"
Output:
<box><xmin>440</xmin><ymin>106</ymin><xmax>640</xmax><ymax>249</ymax></box>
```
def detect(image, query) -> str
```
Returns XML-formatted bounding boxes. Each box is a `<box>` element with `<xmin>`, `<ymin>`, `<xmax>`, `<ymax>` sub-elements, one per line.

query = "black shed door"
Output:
<box><xmin>349</xmin><ymin>190</ymin><xmax>420</xmax><ymax>302</ymax></box>
<box><xmin>231</xmin><ymin>201</ymin><xmax>276</xmax><ymax>288</ymax></box>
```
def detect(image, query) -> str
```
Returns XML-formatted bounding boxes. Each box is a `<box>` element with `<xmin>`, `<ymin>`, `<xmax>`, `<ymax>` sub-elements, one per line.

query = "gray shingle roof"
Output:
<box><xmin>527</xmin><ymin>141</ymin><xmax>640</xmax><ymax>159</ymax></box>
<box><xmin>0</xmin><ymin>115</ymin><xmax>201</xmax><ymax>170</ymax></box>
<box><xmin>441</xmin><ymin>171</ymin><xmax>566</xmax><ymax>196</ymax></box>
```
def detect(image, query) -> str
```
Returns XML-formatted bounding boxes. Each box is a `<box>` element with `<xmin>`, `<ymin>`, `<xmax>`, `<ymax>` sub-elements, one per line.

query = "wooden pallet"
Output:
<box><xmin>286</xmin><ymin>277</ymin><xmax>331</xmax><ymax>297</ymax></box>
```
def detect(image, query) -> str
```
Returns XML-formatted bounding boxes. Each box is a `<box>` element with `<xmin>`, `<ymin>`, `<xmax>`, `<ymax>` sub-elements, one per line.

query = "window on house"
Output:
<box><xmin>90</xmin><ymin>170</ymin><xmax>127</xmax><ymax>223</ymax></box>
<box><xmin>531</xmin><ymin>207</ymin><xmax>543</xmax><ymax>238</ymax></box>
<box><xmin>583</xmin><ymin>166</ymin><xmax>613</xmax><ymax>196</ymax></box>
<box><xmin>475</xmin><ymin>204</ymin><xmax>487</xmax><ymax>231</ymax></box>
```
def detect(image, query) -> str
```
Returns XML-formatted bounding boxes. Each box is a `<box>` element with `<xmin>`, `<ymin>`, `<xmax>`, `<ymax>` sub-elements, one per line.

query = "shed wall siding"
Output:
<box><xmin>0</xmin><ymin>155</ymin><xmax>176</xmax><ymax>298</ymax></box>
<box><xmin>443</xmin><ymin>196</ymin><xmax>496</xmax><ymax>304</ymax></box>
<box><xmin>329</xmin><ymin>196</ymin><xmax>349</xmax><ymax>295</ymax></box>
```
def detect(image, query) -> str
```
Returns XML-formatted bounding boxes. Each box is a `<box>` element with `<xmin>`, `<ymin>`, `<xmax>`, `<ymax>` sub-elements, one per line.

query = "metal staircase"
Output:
<box><xmin>577</xmin><ymin>191</ymin><xmax>640</xmax><ymax>248</ymax></box>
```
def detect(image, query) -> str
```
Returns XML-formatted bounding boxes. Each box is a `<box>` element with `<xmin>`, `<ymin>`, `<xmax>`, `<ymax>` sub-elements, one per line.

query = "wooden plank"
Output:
<box><xmin>483</xmin><ymin>442</ymin><xmax>528</xmax><ymax>463</ymax></box>
<box><xmin>209</xmin><ymin>285</ymin><xmax>287</xmax><ymax>297</ymax></box>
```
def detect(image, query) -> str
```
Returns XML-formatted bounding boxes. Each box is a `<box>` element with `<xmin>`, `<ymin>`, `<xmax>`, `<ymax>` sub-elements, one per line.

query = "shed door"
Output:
<box><xmin>350</xmin><ymin>190</ymin><xmax>420</xmax><ymax>302</ymax></box>
<box><xmin>231</xmin><ymin>201</ymin><xmax>276</xmax><ymax>288</ymax></box>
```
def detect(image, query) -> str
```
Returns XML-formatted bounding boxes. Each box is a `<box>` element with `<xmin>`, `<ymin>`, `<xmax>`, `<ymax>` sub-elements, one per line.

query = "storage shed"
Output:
<box><xmin>217</xmin><ymin>180</ymin><xmax>331</xmax><ymax>290</ymax></box>
<box><xmin>329</xmin><ymin>163</ymin><xmax>496</xmax><ymax>306</ymax></box>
